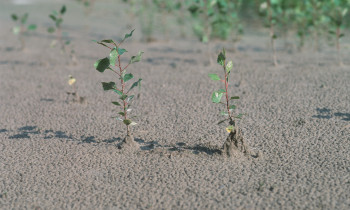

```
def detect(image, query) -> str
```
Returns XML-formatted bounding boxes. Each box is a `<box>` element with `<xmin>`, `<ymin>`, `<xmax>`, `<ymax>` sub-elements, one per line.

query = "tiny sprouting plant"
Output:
<box><xmin>66</xmin><ymin>75</ymin><xmax>85</xmax><ymax>103</ymax></box>
<box><xmin>209</xmin><ymin>48</ymin><xmax>242</xmax><ymax>134</ymax></box>
<box><xmin>10</xmin><ymin>13</ymin><xmax>37</xmax><ymax>50</ymax></box>
<box><xmin>209</xmin><ymin>48</ymin><xmax>251</xmax><ymax>157</ymax></box>
<box><xmin>94</xmin><ymin>30</ymin><xmax>143</xmax><ymax>140</ymax></box>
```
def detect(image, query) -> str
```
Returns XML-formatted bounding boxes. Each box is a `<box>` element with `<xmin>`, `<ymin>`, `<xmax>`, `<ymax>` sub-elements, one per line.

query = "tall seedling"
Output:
<box><xmin>94</xmin><ymin>30</ymin><xmax>143</xmax><ymax>147</ymax></box>
<box><xmin>209</xmin><ymin>49</ymin><xmax>250</xmax><ymax>157</ymax></box>
<box><xmin>48</xmin><ymin>5</ymin><xmax>77</xmax><ymax>64</ymax></box>
<box><xmin>260</xmin><ymin>0</ymin><xmax>279</xmax><ymax>66</ymax></box>
<box><xmin>327</xmin><ymin>0</ymin><xmax>349</xmax><ymax>66</ymax></box>
<box><xmin>11</xmin><ymin>13</ymin><xmax>37</xmax><ymax>50</ymax></box>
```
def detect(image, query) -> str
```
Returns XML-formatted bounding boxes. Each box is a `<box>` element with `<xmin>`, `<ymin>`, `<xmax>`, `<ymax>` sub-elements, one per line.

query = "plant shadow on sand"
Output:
<box><xmin>136</xmin><ymin>139</ymin><xmax>222</xmax><ymax>156</ymax></box>
<box><xmin>312</xmin><ymin>108</ymin><xmax>350</xmax><ymax>121</ymax></box>
<box><xmin>2</xmin><ymin>126</ymin><xmax>222</xmax><ymax>156</ymax></box>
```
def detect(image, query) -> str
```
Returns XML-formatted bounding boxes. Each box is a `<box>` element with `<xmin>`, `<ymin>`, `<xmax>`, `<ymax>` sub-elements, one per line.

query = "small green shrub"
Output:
<box><xmin>94</xmin><ymin>30</ymin><xmax>143</xmax><ymax>139</ymax></box>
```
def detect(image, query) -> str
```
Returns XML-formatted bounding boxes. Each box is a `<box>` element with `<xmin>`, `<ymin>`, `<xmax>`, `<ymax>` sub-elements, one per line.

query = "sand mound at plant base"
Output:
<box><xmin>222</xmin><ymin>128</ymin><xmax>261</xmax><ymax>159</ymax></box>
<box><xmin>117</xmin><ymin>135</ymin><xmax>139</xmax><ymax>151</ymax></box>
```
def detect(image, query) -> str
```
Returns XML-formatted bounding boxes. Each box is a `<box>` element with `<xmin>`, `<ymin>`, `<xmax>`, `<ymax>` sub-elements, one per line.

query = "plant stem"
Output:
<box><xmin>118</xmin><ymin>53</ymin><xmax>130</xmax><ymax>136</ymax></box>
<box><xmin>267</xmin><ymin>0</ymin><xmax>278</xmax><ymax>66</ymax></box>
<box><xmin>336</xmin><ymin>26</ymin><xmax>343</xmax><ymax>66</ymax></box>
<box><xmin>223</xmin><ymin>61</ymin><xmax>234</xmax><ymax>126</ymax></box>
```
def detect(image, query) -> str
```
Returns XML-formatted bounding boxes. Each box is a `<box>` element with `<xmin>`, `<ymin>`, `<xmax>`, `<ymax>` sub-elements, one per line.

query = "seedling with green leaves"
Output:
<box><xmin>259</xmin><ymin>0</ymin><xmax>279</xmax><ymax>66</ymax></box>
<box><xmin>209</xmin><ymin>48</ymin><xmax>250</xmax><ymax>157</ymax></box>
<box><xmin>326</xmin><ymin>0</ymin><xmax>349</xmax><ymax>65</ymax></box>
<box><xmin>94</xmin><ymin>30</ymin><xmax>143</xmax><ymax>145</ymax></box>
<box><xmin>48</xmin><ymin>5</ymin><xmax>77</xmax><ymax>64</ymax></box>
<box><xmin>10</xmin><ymin>13</ymin><xmax>37</xmax><ymax>50</ymax></box>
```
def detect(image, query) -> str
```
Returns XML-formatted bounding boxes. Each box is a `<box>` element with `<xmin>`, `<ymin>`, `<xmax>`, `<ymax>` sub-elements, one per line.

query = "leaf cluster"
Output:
<box><xmin>11</xmin><ymin>13</ymin><xmax>37</xmax><ymax>35</ymax></box>
<box><xmin>48</xmin><ymin>5</ymin><xmax>66</xmax><ymax>33</ymax></box>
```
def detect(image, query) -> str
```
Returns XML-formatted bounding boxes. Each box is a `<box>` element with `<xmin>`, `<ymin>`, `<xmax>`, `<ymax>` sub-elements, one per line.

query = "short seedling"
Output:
<box><xmin>48</xmin><ymin>5</ymin><xmax>77</xmax><ymax>64</ymax></box>
<box><xmin>209</xmin><ymin>48</ymin><xmax>250</xmax><ymax>157</ymax></box>
<box><xmin>66</xmin><ymin>75</ymin><xmax>85</xmax><ymax>103</ymax></box>
<box><xmin>11</xmin><ymin>13</ymin><xmax>37</xmax><ymax>50</ymax></box>
<box><xmin>94</xmin><ymin>30</ymin><xmax>143</xmax><ymax>147</ymax></box>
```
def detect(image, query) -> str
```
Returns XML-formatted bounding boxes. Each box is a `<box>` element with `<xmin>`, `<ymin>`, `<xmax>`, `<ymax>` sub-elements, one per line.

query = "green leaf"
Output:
<box><xmin>126</xmin><ymin>95</ymin><xmax>134</xmax><ymax>103</ymax></box>
<box><xmin>230</xmin><ymin>96</ymin><xmax>239</xmax><ymax>100</ymax></box>
<box><xmin>226</xmin><ymin>125</ymin><xmax>234</xmax><ymax>133</ymax></box>
<box><xmin>123</xmin><ymin>29</ymin><xmax>135</xmax><ymax>40</ymax></box>
<box><xmin>49</xmin><ymin>14</ymin><xmax>56</xmax><ymax>21</ymax></box>
<box><xmin>120</xmin><ymin>94</ymin><xmax>128</xmax><ymax>100</ymax></box>
<box><xmin>217</xmin><ymin>89</ymin><xmax>226</xmax><ymax>93</ymax></box>
<box><xmin>235</xmin><ymin>113</ymin><xmax>244</xmax><ymax>119</ymax></box>
<box><xmin>118</xmin><ymin>48</ymin><xmax>127</xmax><ymax>55</ymax></box>
<box><xmin>220</xmin><ymin>111</ymin><xmax>228</xmax><ymax>116</ymax></box>
<box><xmin>27</xmin><ymin>24</ymin><xmax>37</xmax><ymax>31</ymax></box>
<box><xmin>55</xmin><ymin>18</ymin><xmax>63</xmax><ymax>27</ymax></box>
<box><xmin>123</xmin><ymin>73</ymin><xmax>134</xmax><ymax>82</ymax></box>
<box><xmin>109</xmin><ymin>48</ymin><xmax>118</xmax><ymax>66</ymax></box>
<box><xmin>11</xmin><ymin>14</ymin><xmax>18</xmax><ymax>21</ymax></box>
<box><xmin>217</xmin><ymin>51</ymin><xmax>226</xmax><ymax>66</ymax></box>
<box><xmin>229</xmin><ymin>105</ymin><xmax>236</xmax><ymax>110</ymax></box>
<box><xmin>100</xmin><ymin>39</ymin><xmax>116</xmax><ymax>45</ymax></box>
<box><xmin>94</xmin><ymin>57</ymin><xmax>110</xmax><ymax>72</ymax></box>
<box><xmin>20</xmin><ymin>13</ymin><xmax>28</xmax><ymax>24</ymax></box>
<box><xmin>47</xmin><ymin>27</ymin><xmax>55</xmax><ymax>33</ymax></box>
<box><xmin>129</xmin><ymin>51</ymin><xmax>143</xmax><ymax>64</ymax></box>
<box><xmin>123</xmin><ymin>119</ymin><xmax>132</xmax><ymax>125</ymax></box>
<box><xmin>208</xmin><ymin>73</ymin><xmax>221</xmax><ymax>81</ymax></box>
<box><xmin>112</xmin><ymin>101</ymin><xmax>121</xmax><ymax>106</ymax></box>
<box><xmin>113</xmin><ymin>89</ymin><xmax>123</xmax><ymax>95</ymax></box>
<box><xmin>101</xmin><ymin>82</ymin><xmax>116</xmax><ymax>91</ymax></box>
<box><xmin>211</xmin><ymin>91</ymin><xmax>223</xmax><ymax>103</ymax></box>
<box><xmin>129</xmin><ymin>79</ymin><xmax>142</xmax><ymax>91</ymax></box>
<box><xmin>339</xmin><ymin>34</ymin><xmax>345</xmax><ymax>38</ymax></box>
<box><xmin>60</xmin><ymin>5</ymin><xmax>66</xmax><ymax>15</ymax></box>
<box><xmin>226</xmin><ymin>61</ymin><xmax>233</xmax><ymax>72</ymax></box>
<box><xmin>118</xmin><ymin>112</ymin><xmax>125</xmax><ymax>116</ymax></box>
<box><xmin>12</xmin><ymin>26</ymin><xmax>20</xmax><ymax>35</ymax></box>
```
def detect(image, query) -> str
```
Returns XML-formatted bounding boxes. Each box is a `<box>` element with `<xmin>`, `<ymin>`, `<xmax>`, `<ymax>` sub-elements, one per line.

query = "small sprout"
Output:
<box><xmin>66</xmin><ymin>75</ymin><xmax>84</xmax><ymax>103</ymax></box>
<box><xmin>94</xmin><ymin>30</ymin><xmax>143</xmax><ymax>140</ymax></box>
<box><xmin>68</xmin><ymin>75</ymin><xmax>76</xmax><ymax>86</ymax></box>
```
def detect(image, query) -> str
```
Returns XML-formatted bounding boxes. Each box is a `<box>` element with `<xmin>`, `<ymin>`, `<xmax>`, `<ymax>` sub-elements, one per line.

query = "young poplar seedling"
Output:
<box><xmin>48</xmin><ymin>5</ymin><xmax>77</xmax><ymax>64</ymax></box>
<box><xmin>260</xmin><ymin>0</ymin><xmax>278</xmax><ymax>66</ymax></box>
<box><xmin>209</xmin><ymin>48</ymin><xmax>250</xmax><ymax>157</ymax></box>
<box><xmin>327</xmin><ymin>2</ymin><xmax>348</xmax><ymax>66</ymax></box>
<box><xmin>11</xmin><ymin>13</ymin><xmax>37</xmax><ymax>50</ymax></box>
<box><xmin>94</xmin><ymin>30</ymin><xmax>143</xmax><ymax>147</ymax></box>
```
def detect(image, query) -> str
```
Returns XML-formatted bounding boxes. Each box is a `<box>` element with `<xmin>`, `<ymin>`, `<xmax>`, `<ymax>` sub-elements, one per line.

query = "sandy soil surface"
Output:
<box><xmin>1</xmin><ymin>0</ymin><xmax>350</xmax><ymax>209</ymax></box>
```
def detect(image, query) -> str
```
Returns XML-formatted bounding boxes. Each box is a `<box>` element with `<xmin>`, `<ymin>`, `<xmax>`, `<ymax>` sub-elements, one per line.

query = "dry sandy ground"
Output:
<box><xmin>1</xmin><ymin>0</ymin><xmax>350</xmax><ymax>209</ymax></box>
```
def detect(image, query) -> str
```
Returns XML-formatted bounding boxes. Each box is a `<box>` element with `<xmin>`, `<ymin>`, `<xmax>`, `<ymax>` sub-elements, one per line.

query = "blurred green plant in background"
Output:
<box><xmin>11</xmin><ymin>13</ymin><xmax>37</xmax><ymax>50</ymax></box>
